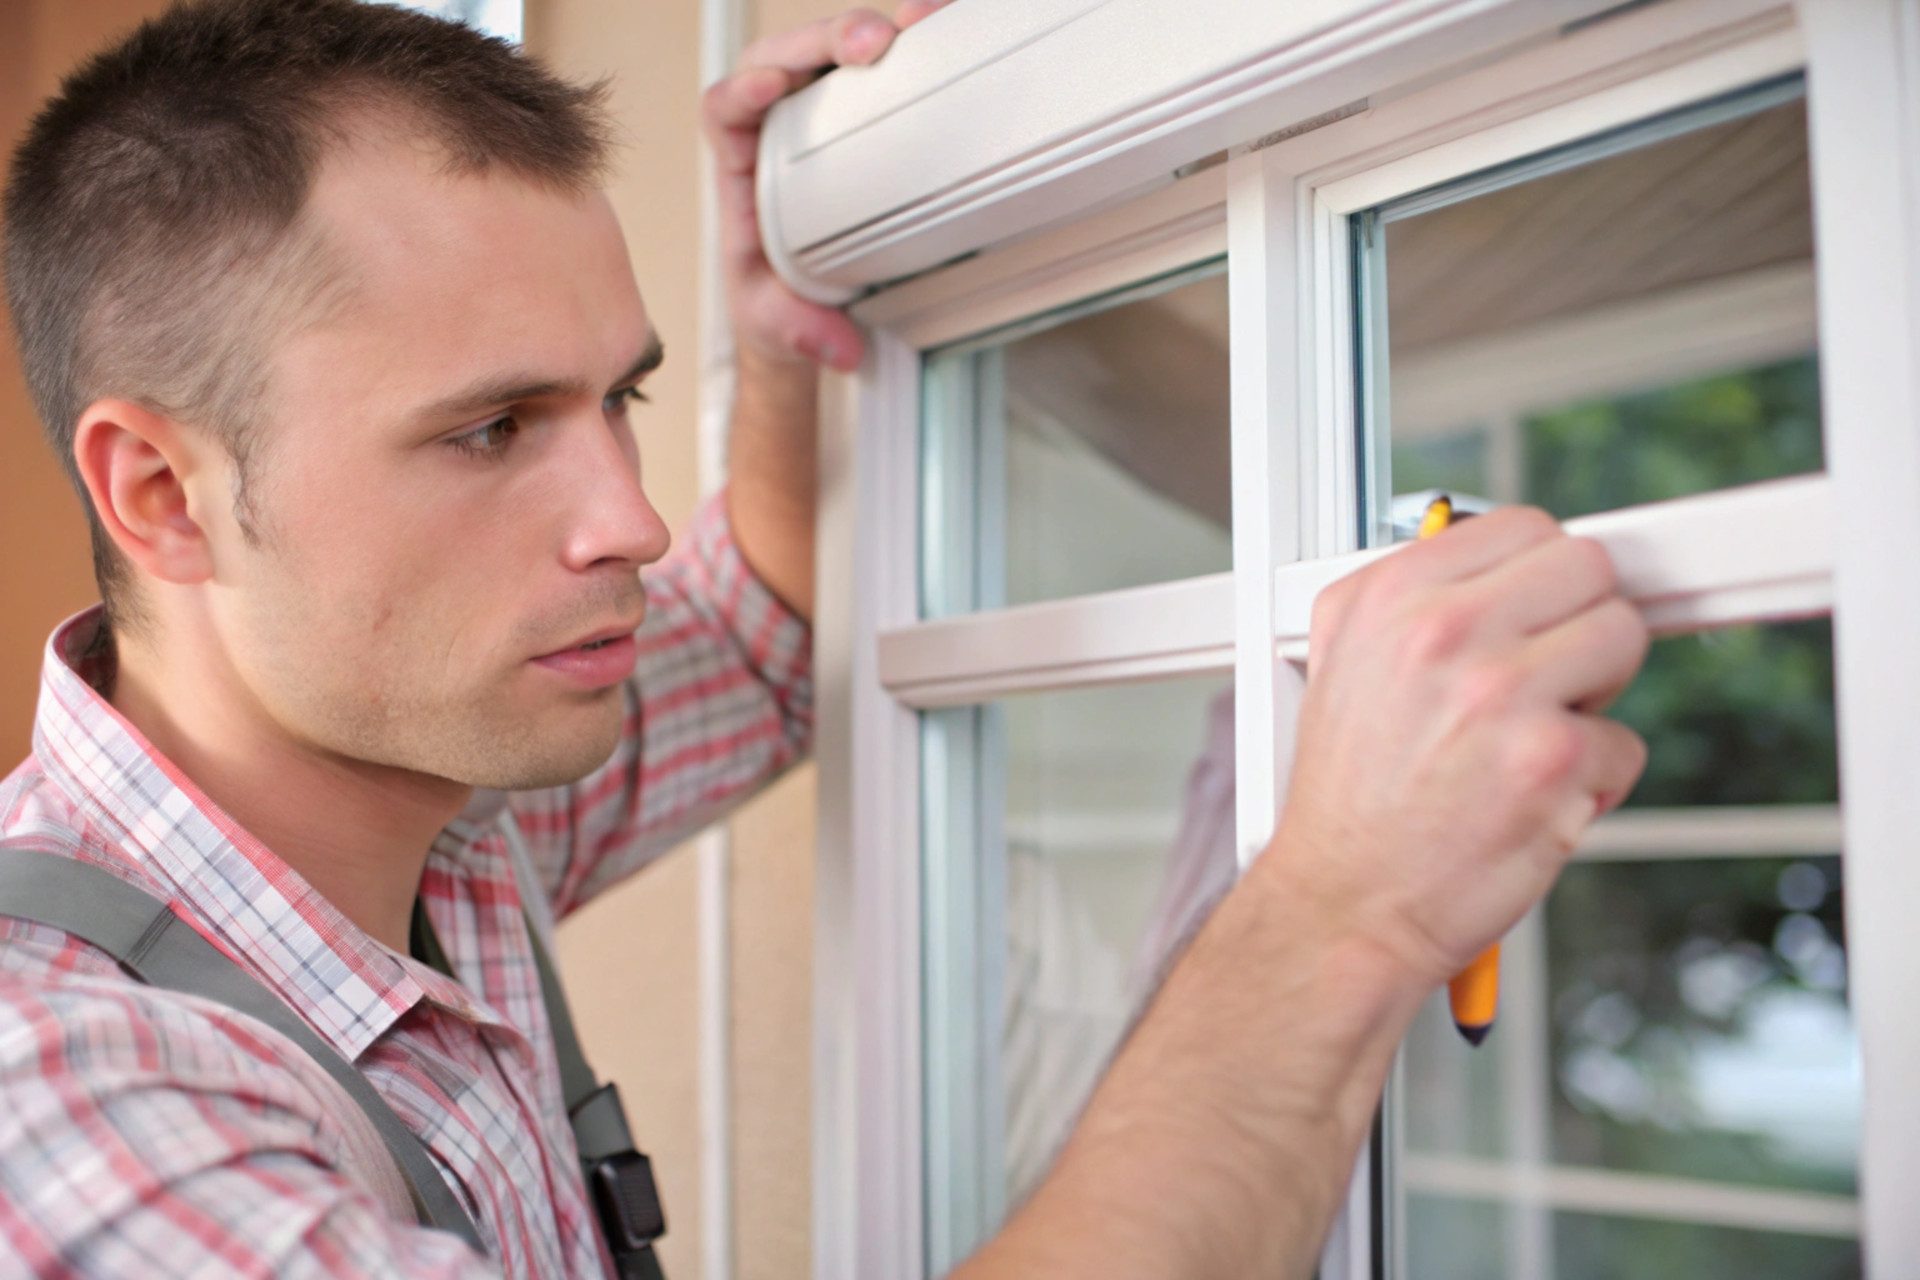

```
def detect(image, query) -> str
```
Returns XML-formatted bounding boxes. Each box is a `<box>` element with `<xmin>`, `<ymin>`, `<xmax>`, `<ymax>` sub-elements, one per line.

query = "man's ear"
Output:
<box><xmin>72</xmin><ymin>399</ymin><xmax>218</xmax><ymax>587</ymax></box>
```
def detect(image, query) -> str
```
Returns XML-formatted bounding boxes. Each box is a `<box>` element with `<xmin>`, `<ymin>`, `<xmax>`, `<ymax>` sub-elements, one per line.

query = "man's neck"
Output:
<box><xmin>107</xmin><ymin>631</ymin><xmax>470</xmax><ymax>955</ymax></box>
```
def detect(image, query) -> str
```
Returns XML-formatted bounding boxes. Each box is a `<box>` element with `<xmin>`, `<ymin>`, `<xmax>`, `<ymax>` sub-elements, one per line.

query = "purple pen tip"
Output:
<box><xmin>1458</xmin><ymin>1023</ymin><xmax>1492</xmax><ymax>1047</ymax></box>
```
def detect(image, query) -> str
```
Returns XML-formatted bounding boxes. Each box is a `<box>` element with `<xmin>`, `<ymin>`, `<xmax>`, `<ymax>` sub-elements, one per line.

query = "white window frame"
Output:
<box><xmin>809</xmin><ymin>0</ymin><xmax>1920</xmax><ymax>1275</ymax></box>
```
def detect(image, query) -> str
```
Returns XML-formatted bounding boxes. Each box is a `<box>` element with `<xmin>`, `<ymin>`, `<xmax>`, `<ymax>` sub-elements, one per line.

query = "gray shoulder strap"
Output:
<box><xmin>0</xmin><ymin>846</ymin><xmax>485</xmax><ymax>1254</ymax></box>
<box><xmin>495</xmin><ymin>815</ymin><xmax>599</xmax><ymax>1114</ymax></box>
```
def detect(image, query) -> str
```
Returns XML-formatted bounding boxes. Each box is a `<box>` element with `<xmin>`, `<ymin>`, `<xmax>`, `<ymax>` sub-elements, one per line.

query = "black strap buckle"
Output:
<box><xmin>586</xmin><ymin>1148</ymin><xmax>667</xmax><ymax>1252</ymax></box>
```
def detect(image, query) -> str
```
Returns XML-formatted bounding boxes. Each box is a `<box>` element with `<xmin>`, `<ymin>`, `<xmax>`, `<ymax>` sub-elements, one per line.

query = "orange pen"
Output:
<box><xmin>1415</xmin><ymin>494</ymin><xmax>1500</xmax><ymax>1047</ymax></box>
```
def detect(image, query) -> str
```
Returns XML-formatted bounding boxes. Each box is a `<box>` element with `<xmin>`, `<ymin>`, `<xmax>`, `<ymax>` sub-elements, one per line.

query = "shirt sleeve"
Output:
<box><xmin>0</xmin><ymin>975</ymin><xmax>499</xmax><ymax>1278</ymax></box>
<box><xmin>507</xmin><ymin>489</ymin><xmax>814</xmax><ymax>921</ymax></box>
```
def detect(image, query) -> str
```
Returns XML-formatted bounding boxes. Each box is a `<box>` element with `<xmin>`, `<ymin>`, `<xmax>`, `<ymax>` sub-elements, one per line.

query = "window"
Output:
<box><xmin>807</xmin><ymin>1</ymin><xmax>1920</xmax><ymax>1275</ymax></box>
<box><xmin>921</xmin><ymin>264</ymin><xmax>1231</xmax><ymax>614</ymax></box>
<box><xmin>377</xmin><ymin>0</ymin><xmax>521</xmax><ymax>42</ymax></box>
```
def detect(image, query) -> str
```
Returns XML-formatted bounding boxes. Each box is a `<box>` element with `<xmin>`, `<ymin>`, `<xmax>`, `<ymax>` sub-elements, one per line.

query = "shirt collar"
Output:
<box><xmin>31</xmin><ymin>606</ymin><xmax>431</xmax><ymax>1061</ymax></box>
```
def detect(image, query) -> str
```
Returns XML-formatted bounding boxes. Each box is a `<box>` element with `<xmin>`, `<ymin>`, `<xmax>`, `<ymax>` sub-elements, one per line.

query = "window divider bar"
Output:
<box><xmin>878</xmin><ymin>574</ymin><xmax>1237</xmax><ymax>709</ymax></box>
<box><xmin>1399</xmin><ymin>1153</ymin><xmax>1862</xmax><ymax>1239</ymax></box>
<box><xmin>1574</xmin><ymin>803</ymin><xmax>1843</xmax><ymax>860</ymax></box>
<box><xmin>1274</xmin><ymin>474</ymin><xmax>1834</xmax><ymax>661</ymax></box>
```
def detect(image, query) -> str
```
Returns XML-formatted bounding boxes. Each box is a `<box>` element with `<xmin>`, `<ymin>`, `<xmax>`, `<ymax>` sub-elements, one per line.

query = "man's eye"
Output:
<box><xmin>446</xmin><ymin>416</ymin><xmax>519</xmax><ymax>459</ymax></box>
<box><xmin>604</xmin><ymin>386</ymin><xmax>651</xmax><ymax>415</ymax></box>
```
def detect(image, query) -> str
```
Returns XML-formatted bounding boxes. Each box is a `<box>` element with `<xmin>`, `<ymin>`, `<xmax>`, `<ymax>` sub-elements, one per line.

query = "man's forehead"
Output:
<box><xmin>305</xmin><ymin>128</ymin><xmax>630</xmax><ymax>295</ymax></box>
<box><xmin>286</xmin><ymin>129</ymin><xmax>649</xmax><ymax>410</ymax></box>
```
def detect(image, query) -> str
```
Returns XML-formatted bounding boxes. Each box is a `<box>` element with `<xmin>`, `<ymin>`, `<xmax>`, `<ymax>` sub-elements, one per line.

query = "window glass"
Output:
<box><xmin>1359</xmin><ymin>79</ymin><xmax>1817</xmax><ymax>538</ymax></box>
<box><xmin>920</xmin><ymin>263</ymin><xmax>1230</xmax><ymax>617</ymax></box>
<box><xmin>921</xmin><ymin>672</ymin><xmax>1242</xmax><ymax>1271</ymax></box>
<box><xmin>377</xmin><ymin>0</ymin><xmax>522</xmax><ymax>41</ymax></box>
<box><xmin>1406</xmin><ymin>1195</ymin><xmax>1862</xmax><ymax>1280</ymax></box>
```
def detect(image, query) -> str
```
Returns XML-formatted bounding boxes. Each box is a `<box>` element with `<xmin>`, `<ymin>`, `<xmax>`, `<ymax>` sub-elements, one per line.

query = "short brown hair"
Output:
<box><xmin>3</xmin><ymin>0</ymin><xmax>613</xmax><ymax>628</ymax></box>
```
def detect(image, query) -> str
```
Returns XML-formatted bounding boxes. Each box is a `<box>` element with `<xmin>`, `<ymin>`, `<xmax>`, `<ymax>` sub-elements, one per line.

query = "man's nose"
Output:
<box><xmin>558</xmin><ymin>416</ymin><xmax>672</xmax><ymax>573</ymax></box>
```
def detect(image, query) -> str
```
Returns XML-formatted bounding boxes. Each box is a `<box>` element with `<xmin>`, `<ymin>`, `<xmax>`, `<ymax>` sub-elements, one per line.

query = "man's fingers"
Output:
<box><xmin>1521</xmin><ymin>597</ymin><xmax>1650</xmax><ymax>713</ymax></box>
<box><xmin>1470</xmin><ymin>534</ymin><xmax>1619</xmax><ymax>638</ymax></box>
<box><xmin>1573</xmin><ymin>714</ymin><xmax>1648</xmax><ymax>820</ymax></box>
<box><xmin>1397</xmin><ymin>505</ymin><xmax>1565</xmax><ymax>587</ymax></box>
<box><xmin>703</xmin><ymin>66</ymin><xmax>790</xmax><ymax>142</ymax></box>
<box><xmin>705</xmin><ymin>6</ymin><xmax>918</xmax><ymax>164</ymax></box>
<box><xmin>894</xmin><ymin>0</ymin><xmax>951</xmax><ymax>27</ymax></box>
<box><xmin>740</xmin><ymin>8</ymin><xmax>896</xmax><ymax>78</ymax></box>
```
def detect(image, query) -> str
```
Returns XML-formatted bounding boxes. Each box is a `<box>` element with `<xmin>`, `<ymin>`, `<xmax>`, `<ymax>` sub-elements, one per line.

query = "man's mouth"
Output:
<box><xmin>532</xmin><ymin>629</ymin><xmax>639</xmax><ymax>688</ymax></box>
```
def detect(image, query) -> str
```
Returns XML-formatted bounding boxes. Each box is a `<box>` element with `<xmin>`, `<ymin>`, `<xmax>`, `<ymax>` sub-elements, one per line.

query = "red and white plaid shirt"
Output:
<box><xmin>0</xmin><ymin>495</ymin><xmax>811</xmax><ymax>1278</ymax></box>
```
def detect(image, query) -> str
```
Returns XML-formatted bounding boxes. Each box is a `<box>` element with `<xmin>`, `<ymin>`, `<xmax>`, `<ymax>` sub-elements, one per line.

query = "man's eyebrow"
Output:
<box><xmin>417</xmin><ymin>334</ymin><xmax>666</xmax><ymax>421</ymax></box>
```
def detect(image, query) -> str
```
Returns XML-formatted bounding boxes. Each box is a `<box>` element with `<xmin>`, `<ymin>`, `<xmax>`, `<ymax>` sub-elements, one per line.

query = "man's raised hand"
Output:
<box><xmin>700</xmin><ymin>2</ymin><xmax>950</xmax><ymax>374</ymax></box>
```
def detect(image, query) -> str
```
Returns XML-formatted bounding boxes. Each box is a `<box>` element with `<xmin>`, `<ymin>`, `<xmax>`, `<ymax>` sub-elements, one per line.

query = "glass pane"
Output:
<box><xmin>1405</xmin><ymin>1195</ymin><xmax>1862</xmax><ymax>1280</ymax></box>
<box><xmin>1397</xmin><ymin>620</ymin><xmax>1860</xmax><ymax>1278</ymax></box>
<box><xmin>920</xmin><ymin>263</ymin><xmax>1230</xmax><ymax>617</ymax></box>
<box><xmin>1547</xmin><ymin>856</ymin><xmax>1854</xmax><ymax>1193</ymax></box>
<box><xmin>922</xmin><ymin>673</ymin><xmax>1236</xmax><ymax>1270</ymax></box>
<box><xmin>1360</xmin><ymin>80</ymin><xmax>1818</xmax><ymax>539</ymax></box>
<box><xmin>379</xmin><ymin>0</ymin><xmax>522</xmax><ymax>41</ymax></box>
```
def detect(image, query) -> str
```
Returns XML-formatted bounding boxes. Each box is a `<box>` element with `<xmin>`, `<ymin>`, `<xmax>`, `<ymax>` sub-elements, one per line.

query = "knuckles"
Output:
<box><xmin>1398</xmin><ymin>601</ymin><xmax>1477</xmax><ymax>669</ymax></box>
<box><xmin>832</xmin><ymin>7</ymin><xmax>894</xmax><ymax>43</ymax></box>
<box><xmin>1503</xmin><ymin>716</ymin><xmax>1585</xmax><ymax>795</ymax></box>
<box><xmin>1563</xmin><ymin>535</ymin><xmax>1619</xmax><ymax>599</ymax></box>
<box><xmin>1450</xmin><ymin>659</ymin><xmax>1524</xmax><ymax>722</ymax></box>
<box><xmin>1489</xmin><ymin>504</ymin><xmax>1560</xmax><ymax>547</ymax></box>
<box><xmin>1595</xmin><ymin>596</ymin><xmax>1651</xmax><ymax>661</ymax></box>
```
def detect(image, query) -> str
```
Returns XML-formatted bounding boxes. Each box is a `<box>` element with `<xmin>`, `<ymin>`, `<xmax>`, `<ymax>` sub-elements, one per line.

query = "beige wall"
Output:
<box><xmin>0</xmin><ymin>1</ymin><xmax>176</xmax><ymax>766</ymax></box>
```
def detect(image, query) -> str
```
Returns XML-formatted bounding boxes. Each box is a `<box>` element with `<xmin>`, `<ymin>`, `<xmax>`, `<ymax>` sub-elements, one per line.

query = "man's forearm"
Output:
<box><xmin>955</xmin><ymin>843</ymin><xmax>1426</xmax><ymax>1280</ymax></box>
<box><xmin>725</xmin><ymin>347</ymin><xmax>819</xmax><ymax>621</ymax></box>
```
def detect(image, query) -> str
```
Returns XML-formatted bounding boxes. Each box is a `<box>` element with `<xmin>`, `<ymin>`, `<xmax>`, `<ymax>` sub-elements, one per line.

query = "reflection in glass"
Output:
<box><xmin>922</xmin><ymin>674</ymin><xmax>1236</xmax><ymax>1271</ymax></box>
<box><xmin>382</xmin><ymin>0</ymin><xmax>522</xmax><ymax>41</ymax></box>
<box><xmin>1406</xmin><ymin>1195</ymin><xmax>1862</xmax><ymax>1280</ymax></box>
<box><xmin>1547</xmin><ymin>855</ymin><xmax>1854</xmax><ymax>1193</ymax></box>
<box><xmin>920</xmin><ymin>263</ymin><xmax>1230</xmax><ymax>617</ymax></box>
<box><xmin>1359</xmin><ymin>81</ymin><xmax>1819</xmax><ymax>537</ymax></box>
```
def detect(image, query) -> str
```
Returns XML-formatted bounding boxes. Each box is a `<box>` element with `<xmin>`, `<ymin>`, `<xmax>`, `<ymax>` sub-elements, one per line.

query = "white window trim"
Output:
<box><xmin>1798</xmin><ymin>3</ymin><xmax>1920</xmax><ymax>1276</ymax></box>
<box><xmin>810</xmin><ymin>0</ymin><xmax>1919</xmax><ymax>1274</ymax></box>
<box><xmin>813</xmin><ymin>334</ymin><xmax>926</xmax><ymax>1280</ymax></box>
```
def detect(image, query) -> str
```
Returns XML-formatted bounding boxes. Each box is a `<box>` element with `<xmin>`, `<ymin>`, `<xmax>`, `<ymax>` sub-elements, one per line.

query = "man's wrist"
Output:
<box><xmin>1250</xmin><ymin>817</ymin><xmax>1457</xmax><ymax>997</ymax></box>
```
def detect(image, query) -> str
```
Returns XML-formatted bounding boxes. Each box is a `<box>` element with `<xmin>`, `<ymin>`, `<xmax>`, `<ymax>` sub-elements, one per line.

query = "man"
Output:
<box><xmin>0</xmin><ymin>1</ymin><xmax>1649</xmax><ymax>1276</ymax></box>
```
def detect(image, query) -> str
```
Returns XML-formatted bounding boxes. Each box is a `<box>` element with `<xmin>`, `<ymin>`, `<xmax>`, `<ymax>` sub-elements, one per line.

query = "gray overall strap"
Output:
<box><xmin>0</xmin><ymin>846</ymin><xmax>486</xmax><ymax>1254</ymax></box>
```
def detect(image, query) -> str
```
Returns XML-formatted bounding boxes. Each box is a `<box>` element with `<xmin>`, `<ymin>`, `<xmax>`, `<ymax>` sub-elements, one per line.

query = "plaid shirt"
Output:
<box><xmin>0</xmin><ymin>495</ymin><xmax>811</xmax><ymax>1278</ymax></box>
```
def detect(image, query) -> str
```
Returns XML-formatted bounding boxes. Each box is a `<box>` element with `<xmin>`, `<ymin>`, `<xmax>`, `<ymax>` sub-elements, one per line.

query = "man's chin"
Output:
<box><xmin>438</xmin><ymin>707</ymin><xmax>625</xmax><ymax>792</ymax></box>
